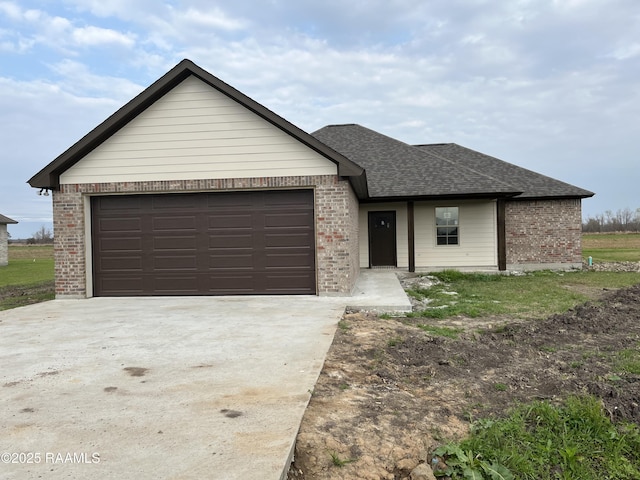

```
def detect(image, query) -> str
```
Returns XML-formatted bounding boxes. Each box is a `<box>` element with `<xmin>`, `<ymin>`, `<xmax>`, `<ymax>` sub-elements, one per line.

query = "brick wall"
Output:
<box><xmin>315</xmin><ymin>181</ymin><xmax>360</xmax><ymax>295</ymax></box>
<box><xmin>0</xmin><ymin>224</ymin><xmax>8</xmax><ymax>267</ymax></box>
<box><xmin>505</xmin><ymin>198</ymin><xmax>583</xmax><ymax>269</ymax></box>
<box><xmin>53</xmin><ymin>175</ymin><xmax>359</xmax><ymax>297</ymax></box>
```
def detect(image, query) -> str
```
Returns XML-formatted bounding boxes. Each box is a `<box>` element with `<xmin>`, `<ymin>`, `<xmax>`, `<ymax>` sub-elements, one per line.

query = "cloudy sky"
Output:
<box><xmin>1</xmin><ymin>0</ymin><xmax>638</xmax><ymax>238</ymax></box>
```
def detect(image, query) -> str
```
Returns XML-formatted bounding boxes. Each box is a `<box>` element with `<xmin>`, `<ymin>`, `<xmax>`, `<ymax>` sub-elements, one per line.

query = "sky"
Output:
<box><xmin>1</xmin><ymin>0</ymin><xmax>638</xmax><ymax>239</ymax></box>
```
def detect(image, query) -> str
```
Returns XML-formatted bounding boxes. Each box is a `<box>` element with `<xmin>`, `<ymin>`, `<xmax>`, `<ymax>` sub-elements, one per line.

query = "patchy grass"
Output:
<box><xmin>615</xmin><ymin>346</ymin><xmax>640</xmax><ymax>375</ymax></box>
<box><xmin>583</xmin><ymin>233</ymin><xmax>640</xmax><ymax>262</ymax></box>
<box><xmin>407</xmin><ymin>270</ymin><xmax>640</xmax><ymax>320</ymax></box>
<box><xmin>0</xmin><ymin>245</ymin><xmax>54</xmax><ymax>310</ymax></box>
<box><xmin>442</xmin><ymin>396</ymin><xmax>640</xmax><ymax>480</ymax></box>
<box><xmin>417</xmin><ymin>324</ymin><xmax>462</xmax><ymax>339</ymax></box>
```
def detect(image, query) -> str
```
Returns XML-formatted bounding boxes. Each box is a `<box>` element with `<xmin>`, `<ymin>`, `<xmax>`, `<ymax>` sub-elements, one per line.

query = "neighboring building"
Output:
<box><xmin>28</xmin><ymin>59</ymin><xmax>594</xmax><ymax>298</ymax></box>
<box><xmin>0</xmin><ymin>214</ymin><xmax>18</xmax><ymax>267</ymax></box>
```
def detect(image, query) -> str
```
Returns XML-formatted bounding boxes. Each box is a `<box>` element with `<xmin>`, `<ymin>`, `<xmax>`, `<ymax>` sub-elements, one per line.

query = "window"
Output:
<box><xmin>435</xmin><ymin>207</ymin><xmax>459</xmax><ymax>245</ymax></box>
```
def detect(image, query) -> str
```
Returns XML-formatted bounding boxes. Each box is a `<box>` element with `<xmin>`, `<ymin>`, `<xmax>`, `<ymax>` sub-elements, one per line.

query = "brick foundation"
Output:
<box><xmin>53</xmin><ymin>175</ymin><xmax>359</xmax><ymax>297</ymax></box>
<box><xmin>505</xmin><ymin>198</ymin><xmax>583</xmax><ymax>269</ymax></box>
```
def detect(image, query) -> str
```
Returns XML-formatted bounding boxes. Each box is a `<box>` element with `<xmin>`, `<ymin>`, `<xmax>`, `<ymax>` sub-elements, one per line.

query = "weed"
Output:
<box><xmin>432</xmin><ymin>443</ymin><xmax>513</xmax><ymax>480</ymax></box>
<box><xmin>418</xmin><ymin>324</ymin><xmax>462</xmax><ymax>339</ymax></box>
<box><xmin>329</xmin><ymin>451</ymin><xmax>354</xmax><ymax>468</ymax></box>
<box><xmin>539</xmin><ymin>346</ymin><xmax>558</xmax><ymax>353</ymax></box>
<box><xmin>338</xmin><ymin>320</ymin><xmax>351</xmax><ymax>332</ymax></box>
<box><xmin>616</xmin><ymin>348</ymin><xmax>640</xmax><ymax>374</ymax></box>
<box><xmin>493</xmin><ymin>383</ymin><xmax>508</xmax><ymax>392</ymax></box>
<box><xmin>387</xmin><ymin>336</ymin><xmax>403</xmax><ymax>347</ymax></box>
<box><xmin>440</xmin><ymin>395</ymin><xmax>640</xmax><ymax>480</ymax></box>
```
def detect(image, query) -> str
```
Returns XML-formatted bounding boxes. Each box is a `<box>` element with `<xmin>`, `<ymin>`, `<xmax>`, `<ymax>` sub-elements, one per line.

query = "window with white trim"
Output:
<box><xmin>435</xmin><ymin>207</ymin><xmax>459</xmax><ymax>245</ymax></box>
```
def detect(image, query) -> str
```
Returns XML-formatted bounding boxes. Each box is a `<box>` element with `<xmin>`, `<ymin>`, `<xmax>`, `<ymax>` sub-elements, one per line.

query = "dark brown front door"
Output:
<box><xmin>91</xmin><ymin>190</ymin><xmax>316</xmax><ymax>296</ymax></box>
<box><xmin>368</xmin><ymin>211</ymin><xmax>396</xmax><ymax>267</ymax></box>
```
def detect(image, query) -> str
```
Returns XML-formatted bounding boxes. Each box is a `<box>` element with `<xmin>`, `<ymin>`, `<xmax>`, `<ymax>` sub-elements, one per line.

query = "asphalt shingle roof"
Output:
<box><xmin>313</xmin><ymin>124</ymin><xmax>594</xmax><ymax>200</ymax></box>
<box><xmin>0</xmin><ymin>214</ymin><xmax>17</xmax><ymax>225</ymax></box>
<box><xmin>417</xmin><ymin>143</ymin><xmax>594</xmax><ymax>199</ymax></box>
<box><xmin>313</xmin><ymin>124</ymin><xmax>521</xmax><ymax>199</ymax></box>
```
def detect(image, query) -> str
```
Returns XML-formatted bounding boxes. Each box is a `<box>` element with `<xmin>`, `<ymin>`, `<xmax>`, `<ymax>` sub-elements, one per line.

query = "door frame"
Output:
<box><xmin>368</xmin><ymin>210</ymin><xmax>397</xmax><ymax>267</ymax></box>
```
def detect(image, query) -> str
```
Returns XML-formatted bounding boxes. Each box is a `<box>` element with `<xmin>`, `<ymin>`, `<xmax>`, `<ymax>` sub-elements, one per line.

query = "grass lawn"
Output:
<box><xmin>583</xmin><ymin>232</ymin><xmax>640</xmax><ymax>262</ymax></box>
<box><xmin>405</xmin><ymin>269</ymin><xmax>640</xmax><ymax>320</ymax></box>
<box><xmin>0</xmin><ymin>245</ymin><xmax>54</xmax><ymax>310</ymax></box>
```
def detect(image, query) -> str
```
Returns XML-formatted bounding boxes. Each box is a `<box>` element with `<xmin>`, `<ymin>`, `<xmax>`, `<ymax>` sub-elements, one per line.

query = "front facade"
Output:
<box><xmin>0</xmin><ymin>214</ymin><xmax>18</xmax><ymax>267</ymax></box>
<box><xmin>29</xmin><ymin>60</ymin><xmax>593</xmax><ymax>298</ymax></box>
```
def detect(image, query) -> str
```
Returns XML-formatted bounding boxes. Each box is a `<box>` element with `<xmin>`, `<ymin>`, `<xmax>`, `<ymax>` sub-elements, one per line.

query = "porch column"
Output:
<box><xmin>408</xmin><ymin>201</ymin><xmax>415</xmax><ymax>272</ymax></box>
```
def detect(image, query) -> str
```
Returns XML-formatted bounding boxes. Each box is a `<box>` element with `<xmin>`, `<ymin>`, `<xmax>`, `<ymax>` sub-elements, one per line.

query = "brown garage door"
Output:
<box><xmin>91</xmin><ymin>190</ymin><xmax>316</xmax><ymax>296</ymax></box>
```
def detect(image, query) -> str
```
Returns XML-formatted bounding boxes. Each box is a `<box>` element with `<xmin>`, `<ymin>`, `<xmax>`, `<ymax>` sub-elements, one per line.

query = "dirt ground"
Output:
<box><xmin>288</xmin><ymin>279</ymin><xmax>640</xmax><ymax>480</ymax></box>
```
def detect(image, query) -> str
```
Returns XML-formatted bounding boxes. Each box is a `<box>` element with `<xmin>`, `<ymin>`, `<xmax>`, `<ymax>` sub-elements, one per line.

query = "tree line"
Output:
<box><xmin>583</xmin><ymin>207</ymin><xmax>640</xmax><ymax>233</ymax></box>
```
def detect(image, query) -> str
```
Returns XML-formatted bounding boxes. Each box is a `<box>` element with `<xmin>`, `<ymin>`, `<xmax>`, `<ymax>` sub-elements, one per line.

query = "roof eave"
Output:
<box><xmin>508</xmin><ymin>192</ymin><xmax>595</xmax><ymax>201</ymax></box>
<box><xmin>360</xmin><ymin>190</ymin><xmax>522</xmax><ymax>203</ymax></box>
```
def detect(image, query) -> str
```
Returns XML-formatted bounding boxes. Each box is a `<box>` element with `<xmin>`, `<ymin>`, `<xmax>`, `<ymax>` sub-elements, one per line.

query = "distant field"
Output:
<box><xmin>582</xmin><ymin>233</ymin><xmax>640</xmax><ymax>262</ymax></box>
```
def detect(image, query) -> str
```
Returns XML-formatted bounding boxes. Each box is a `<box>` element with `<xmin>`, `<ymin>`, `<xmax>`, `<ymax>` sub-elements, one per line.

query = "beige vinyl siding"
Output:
<box><xmin>359</xmin><ymin>203</ymin><xmax>408</xmax><ymax>268</ymax></box>
<box><xmin>60</xmin><ymin>75</ymin><xmax>337</xmax><ymax>185</ymax></box>
<box><xmin>415</xmin><ymin>200</ymin><xmax>497</xmax><ymax>268</ymax></box>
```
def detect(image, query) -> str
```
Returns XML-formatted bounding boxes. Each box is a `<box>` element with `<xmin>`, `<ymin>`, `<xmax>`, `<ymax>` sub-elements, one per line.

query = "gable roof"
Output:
<box><xmin>416</xmin><ymin>143</ymin><xmax>594</xmax><ymax>200</ymax></box>
<box><xmin>312</xmin><ymin>124</ymin><xmax>522</xmax><ymax>200</ymax></box>
<box><xmin>0</xmin><ymin>214</ymin><xmax>17</xmax><ymax>225</ymax></box>
<box><xmin>28</xmin><ymin>59</ymin><xmax>363</xmax><ymax>190</ymax></box>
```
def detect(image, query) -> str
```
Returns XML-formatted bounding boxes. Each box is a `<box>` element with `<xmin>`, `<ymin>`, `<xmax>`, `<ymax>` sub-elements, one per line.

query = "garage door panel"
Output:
<box><xmin>265</xmin><ymin>252</ymin><xmax>314</xmax><ymax>268</ymax></box>
<box><xmin>98</xmin><ymin>277</ymin><xmax>145</xmax><ymax>295</ymax></box>
<box><xmin>153</xmin><ymin>236</ymin><xmax>197</xmax><ymax>250</ymax></box>
<box><xmin>265</xmin><ymin>232</ymin><xmax>314</xmax><ymax>248</ymax></box>
<box><xmin>99</xmin><ymin>257</ymin><xmax>143</xmax><ymax>272</ymax></box>
<box><xmin>92</xmin><ymin>190</ymin><xmax>315</xmax><ymax>296</ymax></box>
<box><xmin>263</xmin><ymin>273</ymin><xmax>315</xmax><ymax>293</ymax></box>
<box><xmin>209</xmin><ymin>234</ymin><xmax>253</xmax><ymax>248</ymax></box>
<box><xmin>153</xmin><ymin>276</ymin><xmax>199</xmax><ymax>293</ymax></box>
<box><xmin>153</xmin><ymin>215</ymin><xmax>197</xmax><ymax>230</ymax></box>
<box><xmin>153</xmin><ymin>256</ymin><xmax>198</xmax><ymax>271</ymax></box>
<box><xmin>99</xmin><ymin>217</ymin><xmax>142</xmax><ymax>232</ymax></box>
<box><xmin>209</xmin><ymin>253</ymin><xmax>255</xmax><ymax>269</ymax></box>
<box><xmin>97</xmin><ymin>195</ymin><xmax>143</xmax><ymax>211</ymax></box>
<box><xmin>152</xmin><ymin>195</ymin><xmax>198</xmax><ymax>210</ymax></box>
<box><xmin>208</xmin><ymin>213</ymin><xmax>253</xmax><ymax>229</ymax></box>
<box><xmin>264</xmin><ymin>212</ymin><xmax>313</xmax><ymax>228</ymax></box>
<box><xmin>99</xmin><ymin>237</ymin><xmax>142</xmax><ymax>252</ymax></box>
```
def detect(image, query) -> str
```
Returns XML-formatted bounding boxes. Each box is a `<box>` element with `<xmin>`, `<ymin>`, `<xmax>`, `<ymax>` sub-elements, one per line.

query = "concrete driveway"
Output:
<box><xmin>0</xmin><ymin>271</ymin><xmax>411</xmax><ymax>480</ymax></box>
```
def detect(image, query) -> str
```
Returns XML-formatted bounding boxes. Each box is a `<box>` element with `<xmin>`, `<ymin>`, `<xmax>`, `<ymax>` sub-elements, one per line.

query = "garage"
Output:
<box><xmin>91</xmin><ymin>190</ymin><xmax>316</xmax><ymax>296</ymax></box>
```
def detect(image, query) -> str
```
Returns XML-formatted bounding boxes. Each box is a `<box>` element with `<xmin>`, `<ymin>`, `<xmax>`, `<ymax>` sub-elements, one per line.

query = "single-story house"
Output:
<box><xmin>28</xmin><ymin>59</ymin><xmax>594</xmax><ymax>298</ymax></box>
<box><xmin>0</xmin><ymin>214</ymin><xmax>18</xmax><ymax>267</ymax></box>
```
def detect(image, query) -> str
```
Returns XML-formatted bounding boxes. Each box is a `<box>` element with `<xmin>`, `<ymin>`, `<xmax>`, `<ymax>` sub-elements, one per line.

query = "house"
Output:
<box><xmin>0</xmin><ymin>214</ymin><xmax>18</xmax><ymax>267</ymax></box>
<box><xmin>28</xmin><ymin>59</ymin><xmax>593</xmax><ymax>298</ymax></box>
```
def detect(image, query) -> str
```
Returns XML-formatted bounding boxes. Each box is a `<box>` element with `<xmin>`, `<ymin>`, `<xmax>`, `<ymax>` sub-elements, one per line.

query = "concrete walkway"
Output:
<box><xmin>0</xmin><ymin>270</ymin><xmax>410</xmax><ymax>480</ymax></box>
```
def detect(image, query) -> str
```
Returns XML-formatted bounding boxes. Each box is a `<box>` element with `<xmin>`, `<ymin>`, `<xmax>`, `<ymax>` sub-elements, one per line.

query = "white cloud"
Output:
<box><xmin>71</xmin><ymin>25</ymin><xmax>135</xmax><ymax>47</ymax></box>
<box><xmin>48</xmin><ymin>59</ymin><xmax>144</xmax><ymax>99</ymax></box>
<box><xmin>178</xmin><ymin>6</ymin><xmax>248</xmax><ymax>31</ymax></box>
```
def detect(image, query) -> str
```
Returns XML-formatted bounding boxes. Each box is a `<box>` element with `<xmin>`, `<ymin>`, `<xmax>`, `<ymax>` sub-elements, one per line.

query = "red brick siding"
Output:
<box><xmin>53</xmin><ymin>175</ymin><xmax>359</xmax><ymax>297</ymax></box>
<box><xmin>505</xmin><ymin>199</ymin><xmax>583</xmax><ymax>266</ymax></box>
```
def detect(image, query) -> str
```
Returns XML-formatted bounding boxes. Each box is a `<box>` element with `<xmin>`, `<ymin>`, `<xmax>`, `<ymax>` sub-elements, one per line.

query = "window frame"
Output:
<box><xmin>435</xmin><ymin>206</ymin><xmax>460</xmax><ymax>246</ymax></box>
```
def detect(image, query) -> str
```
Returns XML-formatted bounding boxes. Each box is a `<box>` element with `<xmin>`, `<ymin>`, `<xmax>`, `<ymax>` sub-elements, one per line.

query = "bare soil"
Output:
<box><xmin>288</xmin><ymin>283</ymin><xmax>640</xmax><ymax>480</ymax></box>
